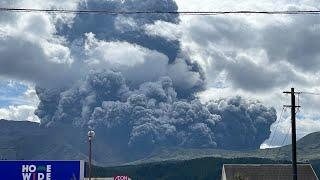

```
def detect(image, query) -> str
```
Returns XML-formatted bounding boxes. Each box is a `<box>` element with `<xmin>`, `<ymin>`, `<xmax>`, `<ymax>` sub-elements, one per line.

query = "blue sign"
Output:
<box><xmin>0</xmin><ymin>160</ymin><xmax>84</xmax><ymax>180</ymax></box>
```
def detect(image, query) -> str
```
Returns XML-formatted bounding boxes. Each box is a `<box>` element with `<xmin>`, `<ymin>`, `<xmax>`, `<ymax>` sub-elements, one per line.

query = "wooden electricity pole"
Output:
<box><xmin>283</xmin><ymin>88</ymin><xmax>301</xmax><ymax>180</ymax></box>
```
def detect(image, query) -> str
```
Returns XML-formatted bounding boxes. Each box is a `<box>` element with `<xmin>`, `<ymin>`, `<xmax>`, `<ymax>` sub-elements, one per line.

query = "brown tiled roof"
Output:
<box><xmin>222</xmin><ymin>164</ymin><xmax>318</xmax><ymax>180</ymax></box>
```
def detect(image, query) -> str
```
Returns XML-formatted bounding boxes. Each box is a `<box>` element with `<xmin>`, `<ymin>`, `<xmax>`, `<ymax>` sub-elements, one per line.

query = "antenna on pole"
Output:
<box><xmin>283</xmin><ymin>88</ymin><xmax>301</xmax><ymax>180</ymax></box>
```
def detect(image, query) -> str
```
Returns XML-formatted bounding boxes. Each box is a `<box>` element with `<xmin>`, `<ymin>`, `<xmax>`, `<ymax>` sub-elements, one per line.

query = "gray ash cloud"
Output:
<box><xmin>33</xmin><ymin>0</ymin><xmax>276</xmax><ymax>153</ymax></box>
<box><xmin>60</xmin><ymin>0</ymin><xmax>180</xmax><ymax>62</ymax></box>
<box><xmin>35</xmin><ymin>71</ymin><xmax>276</xmax><ymax>151</ymax></box>
<box><xmin>58</xmin><ymin>0</ymin><xmax>206</xmax><ymax>97</ymax></box>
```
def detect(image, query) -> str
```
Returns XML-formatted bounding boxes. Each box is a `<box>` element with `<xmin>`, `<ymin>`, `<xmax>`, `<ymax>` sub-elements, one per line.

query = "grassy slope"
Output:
<box><xmin>90</xmin><ymin>157</ymin><xmax>291</xmax><ymax>180</ymax></box>
<box><xmin>128</xmin><ymin>131</ymin><xmax>320</xmax><ymax>165</ymax></box>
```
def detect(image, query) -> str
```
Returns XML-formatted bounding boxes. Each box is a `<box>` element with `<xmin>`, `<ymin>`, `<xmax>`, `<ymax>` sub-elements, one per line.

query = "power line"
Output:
<box><xmin>300</xmin><ymin>91</ymin><xmax>320</xmax><ymax>96</ymax></box>
<box><xmin>264</xmin><ymin>107</ymin><xmax>286</xmax><ymax>158</ymax></box>
<box><xmin>1</xmin><ymin>8</ymin><xmax>320</xmax><ymax>15</ymax></box>
<box><xmin>275</xmin><ymin>126</ymin><xmax>291</xmax><ymax>179</ymax></box>
<box><xmin>275</xmin><ymin>126</ymin><xmax>291</xmax><ymax>159</ymax></box>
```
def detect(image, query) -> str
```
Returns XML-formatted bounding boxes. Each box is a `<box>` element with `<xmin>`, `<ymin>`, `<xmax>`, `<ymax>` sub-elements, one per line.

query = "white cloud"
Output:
<box><xmin>115</xmin><ymin>16</ymin><xmax>139</xmax><ymax>33</ymax></box>
<box><xmin>0</xmin><ymin>0</ymin><xmax>83</xmax><ymax>88</ymax></box>
<box><xmin>175</xmin><ymin>0</ymin><xmax>320</xmax><ymax>11</ymax></box>
<box><xmin>0</xmin><ymin>84</ymin><xmax>39</xmax><ymax>122</ymax></box>
<box><xmin>144</xmin><ymin>0</ymin><xmax>319</xmax><ymax>93</ymax></box>
<box><xmin>83</xmin><ymin>32</ymin><xmax>170</xmax><ymax>85</ymax></box>
<box><xmin>0</xmin><ymin>105</ymin><xmax>39</xmax><ymax>122</ymax></box>
<box><xmin>145</xmin><ymin>21</ymin><xmax>182</xmax><ymax>41</ymax></box>
<box><xmin>169</xmin><ymin>58</ymin><xmax>203</xmax><ymax>90</ymax></box>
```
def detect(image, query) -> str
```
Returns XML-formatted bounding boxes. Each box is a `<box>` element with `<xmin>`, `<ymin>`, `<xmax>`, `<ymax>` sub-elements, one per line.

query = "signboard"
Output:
<box><xmin>0</xmin><ymin>160</ymin><xmax>84</xmax><ymax>180</ymax></box>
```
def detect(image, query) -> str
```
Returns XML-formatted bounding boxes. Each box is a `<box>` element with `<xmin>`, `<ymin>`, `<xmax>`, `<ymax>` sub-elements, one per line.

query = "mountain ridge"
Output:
<box><xmin>1</xmin><ymin>119</ymin><xmax>319</xmax><ymax>166</ymax></box>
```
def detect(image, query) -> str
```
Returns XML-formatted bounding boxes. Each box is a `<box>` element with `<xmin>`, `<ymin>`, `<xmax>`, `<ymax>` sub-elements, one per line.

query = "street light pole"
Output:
<box><xmin>88</xmin><ymin>130</ymin><xmax>95</xmax><ymax>180</ymax></box>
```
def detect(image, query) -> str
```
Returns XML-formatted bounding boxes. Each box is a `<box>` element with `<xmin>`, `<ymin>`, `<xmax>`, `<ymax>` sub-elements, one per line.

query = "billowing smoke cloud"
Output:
<box><xmin>35</xmin><ymin>71</ymin><xmax>276</xmax><ymax>152</ymax></box>
<box><xmin>60</xmin><ymin>0</ymin><xmax>180</xmax><ymax>62</ymax></box>
<box><xmin>58</xmin><ymin>0</ymin><xmax>206</xmax><ymax>97</ymax></box>
<box><xmin>207</xmin><ymin>97</ymin><xmax>277</xmax><ymax>150</ymax></box>
<box><xmin>0</xmin><ymin>0</ymin><xmax>205</xmax><ymax>95</ymax></box>
<box><xmin>31</xmin><ymin>0</ymin><xmax>277</xmax><ymax>154</ymax></box>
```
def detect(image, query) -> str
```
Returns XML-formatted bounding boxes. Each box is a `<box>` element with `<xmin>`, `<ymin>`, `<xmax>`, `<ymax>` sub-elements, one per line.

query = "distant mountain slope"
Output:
<box><xmin>128</xmin><ymin>131</ymin><xmax>320</xmax><ymax>164</ymax></box>
<box><xmin>0</xmin><ymin>119</ymin><xmax>129</xmax><ymax>165</ymax></box>
<box><xmin>1</xmin><ymin>119</ymin><xmax>320</xmax><ymax>166</ymax></box>
<box><xmin>0</xmin><ymin>119</ymin><xmax>87</xmax><ymax>161</ymax></box>
<box><xmin>262</xmin><ymin>131</ymin><xmax>320</xmax><ymax>161</ymax></box>
<box><xmin>0</xmin><ymin>119</ymin><xmax>181</xmax><ymax>165</ymax></box>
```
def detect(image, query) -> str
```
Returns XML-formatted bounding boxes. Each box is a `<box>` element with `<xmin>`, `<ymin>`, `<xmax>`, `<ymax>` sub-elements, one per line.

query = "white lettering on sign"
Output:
<box><xmin>29</xmin><ymin>165</ymin><xmax>36</xmax><ymax>173</ymax></box>
<box><xmin>38</xmin><ymin>173</ymin><xmax>45</xmax><ymax>180</ymax></box>
<box><xmin>22</xmin><ymin>173</ymin><xmax>31</xmax><ymax>180</ymax></box>
<box><xmin>22</xmin><ymin>165</ymin><xmax>36</xmax><ymax>173</ymax></box>
<box><xmin>22</xmin><ymin>165</ymin><xmax>29</xmax><ymax>173</ymax></box>
<box><xmin>21</xmin><ymin>164</ymin><xmax>52</xmax><ymax>180</ymax></box>
<box><xmin>47</xmin><ymin>165</ymin><xmax>51</xmax><ymax>173</ymax></box>
<box><xmin>46</xmin><ymin>172</ymin><xmax>51</xmax><ymax>180</ymax></box>
<box><xmin>114</xmin><ymin>176</ymin><xmax>129</xmax><ymax>180</ymax></box>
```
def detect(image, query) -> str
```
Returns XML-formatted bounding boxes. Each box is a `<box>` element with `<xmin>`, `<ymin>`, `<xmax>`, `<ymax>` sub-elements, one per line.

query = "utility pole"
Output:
<box><xmin>283</xmin><ymin>88</ymin><xmax>300</xmax><ymax>180</ymax></box>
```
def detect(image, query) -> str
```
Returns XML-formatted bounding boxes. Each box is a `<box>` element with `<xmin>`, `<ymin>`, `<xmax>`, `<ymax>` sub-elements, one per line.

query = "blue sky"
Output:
<box><xmin>0</xmin><ymin>81</ymin><xmax>29</xmax><ymax>107</ymax></box>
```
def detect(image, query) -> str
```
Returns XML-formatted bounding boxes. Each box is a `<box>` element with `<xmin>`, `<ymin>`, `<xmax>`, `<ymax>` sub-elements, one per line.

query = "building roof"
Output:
<box><xmin>222</xmin><ymin>164</ymin><xmax>318</xmax><ymax>180</ymax></box>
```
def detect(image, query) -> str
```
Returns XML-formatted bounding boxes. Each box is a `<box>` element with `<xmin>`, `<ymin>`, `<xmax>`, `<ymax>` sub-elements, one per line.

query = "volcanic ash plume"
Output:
<box><xmin>35</xmin><ymin>71</ymin><xmax>276</xmax><ymax>152</ymax></box>
<box><xmin>33</xmin><ymin>0</ymin><xmax>276</xmax><ymax>154</ymax></box>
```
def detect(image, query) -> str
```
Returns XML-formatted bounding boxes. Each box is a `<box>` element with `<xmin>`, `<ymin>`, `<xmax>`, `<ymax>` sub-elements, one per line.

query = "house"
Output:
<box><xmin>221</xmin><ymin>164</ymin><xmax>318</xmax><ymax>180</ymax></box>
